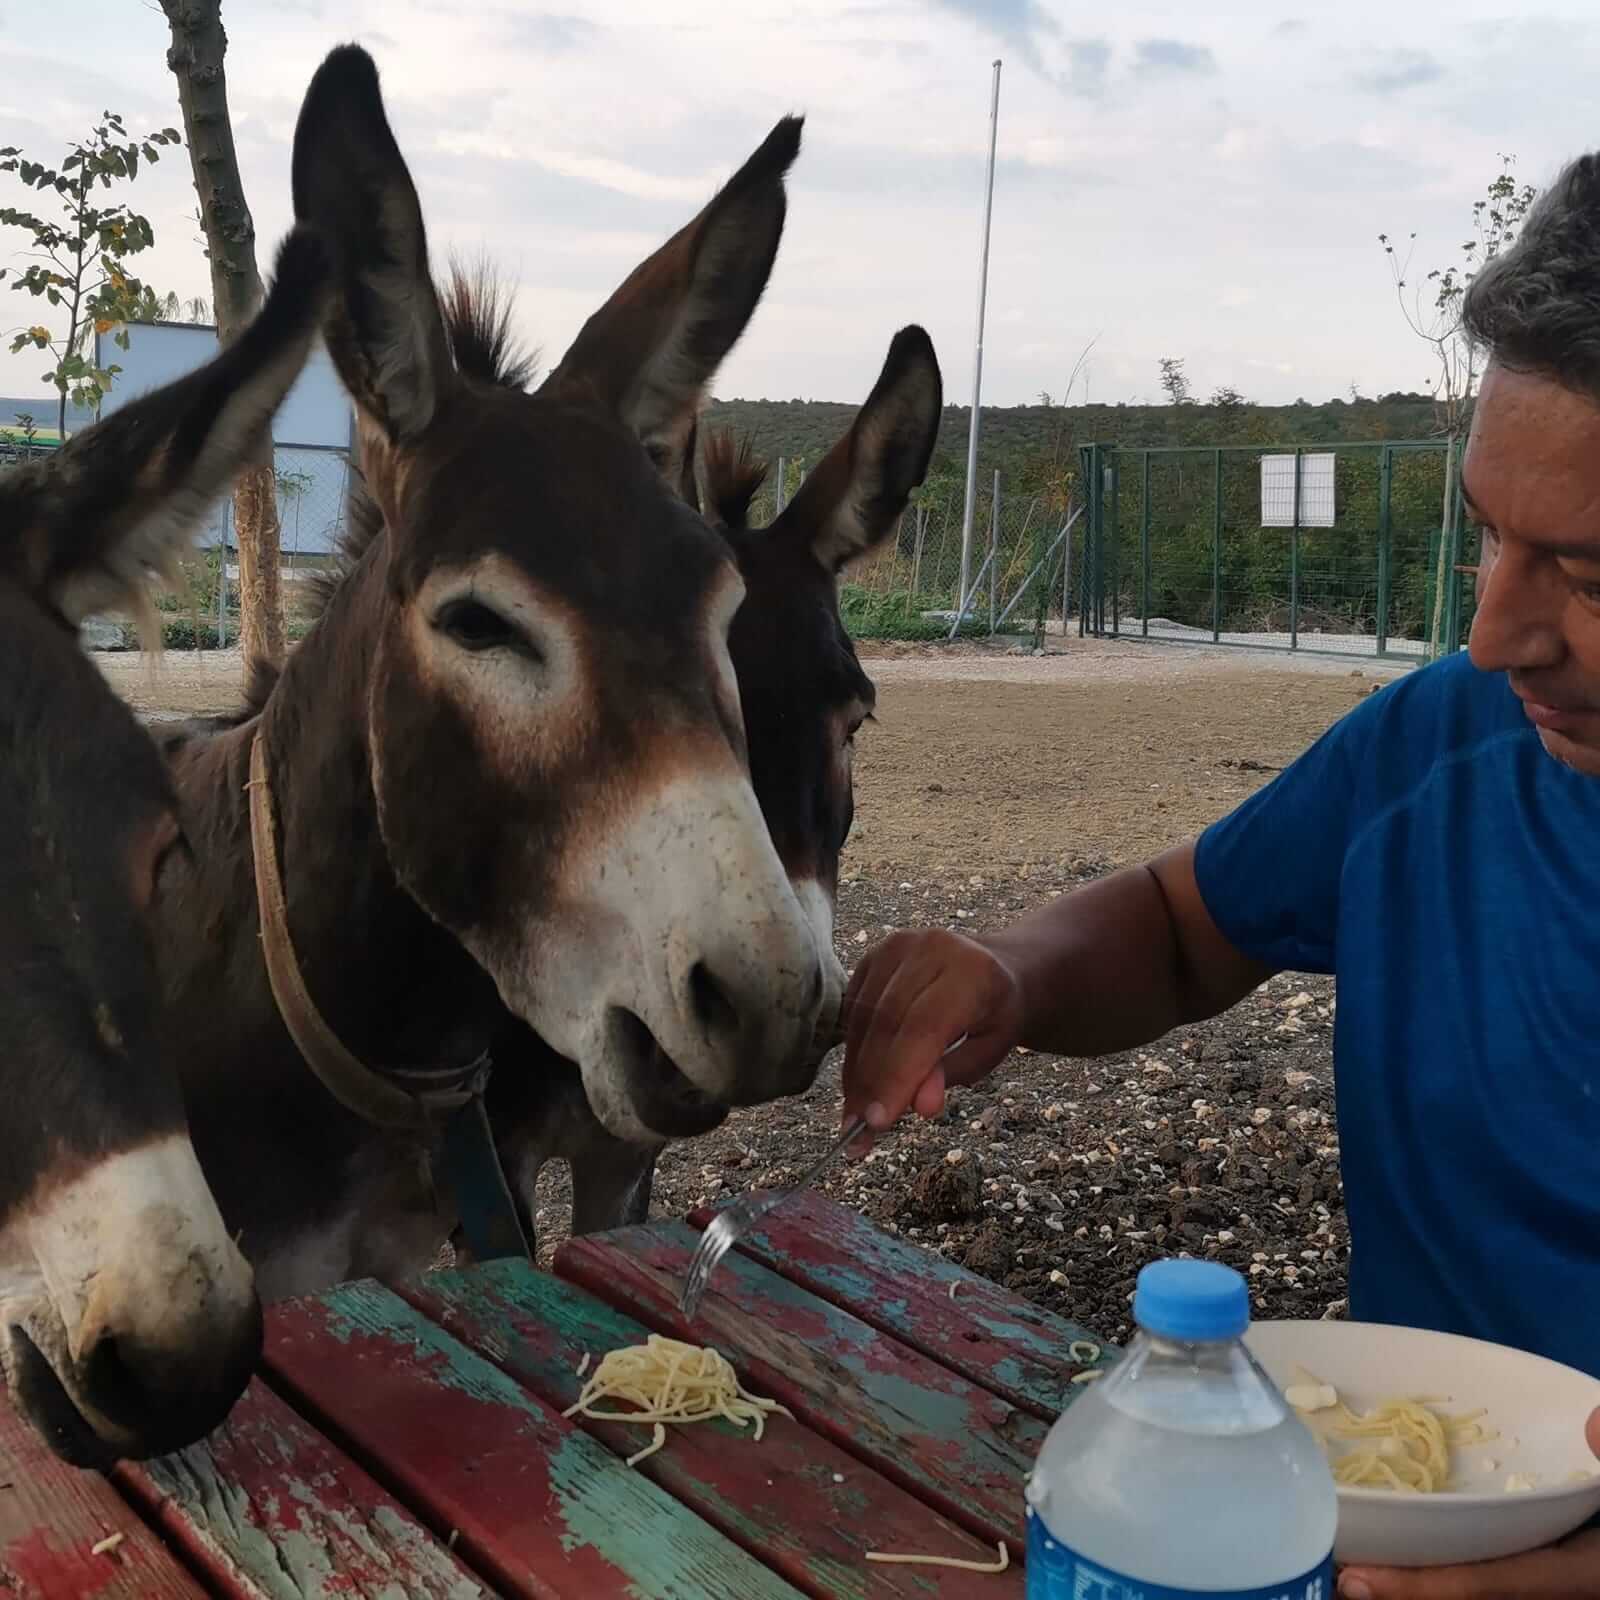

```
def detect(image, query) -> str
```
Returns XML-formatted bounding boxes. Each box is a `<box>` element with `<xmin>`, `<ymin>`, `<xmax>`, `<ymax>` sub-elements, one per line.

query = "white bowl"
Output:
<box><xmin>1245</xmin><ymin>1319</ymin><xmax>1600</xmax><ymax>1569</ymax></box>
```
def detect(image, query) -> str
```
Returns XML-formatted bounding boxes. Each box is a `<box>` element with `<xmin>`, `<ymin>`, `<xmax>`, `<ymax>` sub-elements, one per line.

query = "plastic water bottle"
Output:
<box><xmin>1025</xmin><ymin>1259</ymin><xmax>1337</xmax><ymax>1598</ymax></box>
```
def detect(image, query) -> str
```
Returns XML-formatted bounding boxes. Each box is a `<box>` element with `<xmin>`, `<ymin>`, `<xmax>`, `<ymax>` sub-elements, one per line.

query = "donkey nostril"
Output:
<box><xmin>689</xmin><ymin>961</ymin><xmax>740</xmax><ymax>1042</ymax></box>
<box><xmin>82</xmin><ymin>1331</ymin><xmax>141</xmax><ymax>1418</ymax></box>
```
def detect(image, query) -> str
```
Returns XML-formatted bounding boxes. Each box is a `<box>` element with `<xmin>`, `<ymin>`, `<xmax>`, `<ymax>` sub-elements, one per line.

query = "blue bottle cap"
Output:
<box><xmin>1133</xmin><ymin>1259</ymin><xmax>1250</xmax><ymax>1342</ymax></box>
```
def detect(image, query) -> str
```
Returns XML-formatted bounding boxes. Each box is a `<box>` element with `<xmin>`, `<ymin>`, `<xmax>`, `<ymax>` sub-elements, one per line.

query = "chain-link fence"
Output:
<box><xmin>754</xmin><ymin>455</ymin><xmax>1077</xmax><ymax>641</ymax></box>
<box><xmin>1075</xmin><ymin>440</ymin><xmax>1475</xmax><ymax>661</ymax></box>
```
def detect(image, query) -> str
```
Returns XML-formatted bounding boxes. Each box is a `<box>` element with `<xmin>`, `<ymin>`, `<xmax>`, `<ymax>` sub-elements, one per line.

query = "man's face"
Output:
<box><xmin>1465</xmin><ymin>363</ymin><xmax>1600</xmax><ymax>777</ymax></box>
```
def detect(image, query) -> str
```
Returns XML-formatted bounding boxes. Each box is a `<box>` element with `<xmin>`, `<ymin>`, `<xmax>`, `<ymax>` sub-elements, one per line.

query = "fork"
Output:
<box><xmin>679</xmin><ymin>1114</ymin><xmax>868</xmax><ymax>1321</ymax></box>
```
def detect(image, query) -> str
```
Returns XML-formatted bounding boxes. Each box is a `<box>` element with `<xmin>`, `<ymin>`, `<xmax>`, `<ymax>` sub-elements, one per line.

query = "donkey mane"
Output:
<box><xmin>439</xmin><ymin>258</ymin><xmax>541</xmax><ymax>393</ymax></box>
<box><xmin>699</xmin><ymin>427</ymin><xmax>770</xmax><ymax>530</ymax></box>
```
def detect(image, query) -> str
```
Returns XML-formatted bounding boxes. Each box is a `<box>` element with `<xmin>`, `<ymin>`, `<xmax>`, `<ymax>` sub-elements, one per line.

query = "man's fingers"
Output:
<box><xmin>911</xmin><ymin>1064</ymin><xmax>946</xmax><ymax>1120</ymax></box>
<box><xmin>1339</xmin><ymin>1528</ymin><xmax>1600</xmax><ymax>1600</ymax></box>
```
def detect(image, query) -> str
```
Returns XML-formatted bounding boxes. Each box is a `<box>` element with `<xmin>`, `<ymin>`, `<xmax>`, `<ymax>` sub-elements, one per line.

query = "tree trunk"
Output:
<box><xmin>160</xmin><ymin>0</ymin><xmax>285</xmax><ymax>670</ymax></box>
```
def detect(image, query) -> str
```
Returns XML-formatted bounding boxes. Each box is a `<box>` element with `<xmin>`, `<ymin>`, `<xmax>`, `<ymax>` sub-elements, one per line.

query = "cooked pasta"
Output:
<box><xmin>564</xmin><ymin>1335</ymin><xmax>791</xmax><ymax>1466</ymax></box>
<box><xmin>865</xmin><ymin>1540</ymin><xmax>1010</xmax><ymax>1572</ymax></box>
<box><xmin>1287</xmin><ymin>1371</ymin><xmax>1496</xmax><ymax>1493</ymax></box>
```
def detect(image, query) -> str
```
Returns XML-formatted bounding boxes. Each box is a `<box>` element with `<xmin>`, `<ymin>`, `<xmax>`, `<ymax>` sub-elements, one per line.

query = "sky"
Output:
<box><xmin>3</xmin><ymin>2</ymin><xmax>1599</xmax><ymax>411</ymax></box>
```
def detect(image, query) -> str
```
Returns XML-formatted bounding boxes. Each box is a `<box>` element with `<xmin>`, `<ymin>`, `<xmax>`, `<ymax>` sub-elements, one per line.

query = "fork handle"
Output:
<box><xmin>785</xmin><ymin>1114</ymin><xmax>867</xmax><ymax>1199</ymax></box>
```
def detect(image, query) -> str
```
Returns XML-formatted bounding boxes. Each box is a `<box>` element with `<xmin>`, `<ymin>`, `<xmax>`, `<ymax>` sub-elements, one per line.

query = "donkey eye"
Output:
<box><xmin>434</xmin><ymin>598</ymin><xmax>535</xmax><ymax>657</ymax></box>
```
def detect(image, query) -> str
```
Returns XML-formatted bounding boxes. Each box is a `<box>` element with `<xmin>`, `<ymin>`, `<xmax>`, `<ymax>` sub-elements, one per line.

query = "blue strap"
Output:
<box><xmin>436</xmin><ymin>1093</ymin><xmax>531</xmax><ymax>1262</ymax></box>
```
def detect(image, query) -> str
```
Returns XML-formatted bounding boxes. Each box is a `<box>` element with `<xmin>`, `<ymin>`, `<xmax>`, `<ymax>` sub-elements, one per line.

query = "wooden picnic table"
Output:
<box><xmin>1</xmin><ymin>1192</ymin><xmax>1110</xmax><ymax>1598</ymax></box>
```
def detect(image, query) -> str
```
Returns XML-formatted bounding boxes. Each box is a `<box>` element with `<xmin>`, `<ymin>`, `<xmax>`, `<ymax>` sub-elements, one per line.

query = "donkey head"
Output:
<box><xmin>709</xmin><ymin>327</ymin><xmax>944</xmax><ymax>1049</ymax></box>
<box><xmin>291</xmin><ymin>47</ymin><xmax>828</xmax><ymax>1142</ymax></box>
<box><xmin>483</xmin><ymin>326</ymin><xmax>942</xmax><ymax>1202</ymax></box>
<box><xmin>0</xmin><ymin>229</ymin><xmax>329</xmax><ymax>1464</ymax></box>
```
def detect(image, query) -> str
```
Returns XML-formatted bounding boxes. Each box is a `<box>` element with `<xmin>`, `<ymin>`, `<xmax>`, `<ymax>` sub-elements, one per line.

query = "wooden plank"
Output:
<box><xmin>0</xmin><ymin>1392</ymin><xmax>206</xmax><ymax>1599</ymax></box>
<box><xmin>401</xmin><ymin>1260</ymin><xmax>1024</xmax><ymax>1600</ymax></box>
<box><xmin>114</xmin><ymin>1378</ymin><xmax>488</xmax><ymax>1600</ymax></box>
<box><xmin>688</xmin><ymin>1191</ymin><xmax>1113</xmax><ymax>1421</ymax></box>
<box><xmin>265</xmin><ymin>1280</ymin><xmax>805</xmax><ymax>1600</ymax></box>
<box><xmin>556</xmin><ymin>1222</ymin><xmax>1045</xmax><ymax>1552</ymax></box>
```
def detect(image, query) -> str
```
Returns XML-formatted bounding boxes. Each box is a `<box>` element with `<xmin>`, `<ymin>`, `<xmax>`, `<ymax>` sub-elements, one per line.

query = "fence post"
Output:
<box><xmin>1063</xmin><ymin>495</ymin><xmax>1074</xmax><ymax>634</ymax></box>
<box><xmin>1140</xmin><ymin>450</ymin><xmax>1152</xmax><ymax>638</ymax></box>
<box><xmin>989</xmin><ymin>470</ymin><xmax>999</xmax><ymax>633</ymax></box>
<box><xmin>911</xmin><ymin>503</ymin><xmax>927</xmax><ymax>596</ymax></box>
<box><xmin>216</xmin><ymin>544</ymin><xmax>227</xmax><ymax>649</ymax></box>
<box><xmin>1089</xmin><ymin>444</ymin><xmax>1105</xmax><ymax>635</ymax></box>
<box><xmin>1107</xmin><ymin>456</ymin><xmax>1120</xmax><ymax>638</ymax></box>
<box><xmin>1376</xmin><ymin>447</ymin><xmax>1393</xmax><ymax>657</ymax></box>
<box><xmin>1211</xmin><ymin>448</ymin><xmax>1223</xmax><ymax>643</ymax></box>
<box><xmin>776</xmin><ymin>456</ymin><xmax>786</xmax><ymax>514</ymax></box>
<box><xmin>1445</xmin><ymin>438</ymin><xmax>1468</xmax><ymax>651</ymax></box>
<box><xmin>1290</xmin><ymin>446</ymin><xmax>1303</xmax><ymax>651</ymax></box>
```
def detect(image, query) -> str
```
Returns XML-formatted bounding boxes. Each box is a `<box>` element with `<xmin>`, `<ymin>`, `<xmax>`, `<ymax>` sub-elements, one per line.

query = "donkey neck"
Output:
<box><xmin>254</xmin><ymin>575</ymin><xmax>501</xmax><ymax>1074</ymax></box>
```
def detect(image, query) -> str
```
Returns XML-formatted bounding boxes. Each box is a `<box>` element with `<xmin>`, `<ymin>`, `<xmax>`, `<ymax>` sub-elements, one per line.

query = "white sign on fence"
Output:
<box><xmin>1260</xmin><ymin>451</ymin><xmax>1335</xmax><ymax>528</ymax></box>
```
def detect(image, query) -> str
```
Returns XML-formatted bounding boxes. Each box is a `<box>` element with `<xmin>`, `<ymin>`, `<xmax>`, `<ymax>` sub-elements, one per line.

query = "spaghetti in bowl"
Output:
<box><xmin>1245</xmin><ymin>1319</ymin><xmax>1600</xmax><ymax>1568</ymax></box>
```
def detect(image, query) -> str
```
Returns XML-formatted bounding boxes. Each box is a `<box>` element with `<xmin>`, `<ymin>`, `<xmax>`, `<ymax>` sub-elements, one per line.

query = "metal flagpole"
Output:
<box><xmin>958</xmin><ymin>58</ymin><xmax>1002</xmax><ymax>615</ymax></box>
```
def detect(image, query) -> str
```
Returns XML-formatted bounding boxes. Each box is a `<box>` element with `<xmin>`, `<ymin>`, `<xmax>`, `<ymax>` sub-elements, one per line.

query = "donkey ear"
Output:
<box><xmin>0</xmin><ymin>227</ymin><xmax>330</xmax><ymax>630</ymax></box>
<box><xmin>290</xmin><ymin>44</ymin><xmax>455</xmax><ymax>445</ymax></box>
<box><xmin>777</xmin><ymin>326</ymin><xmax>942</xmax><ymax>573</ymax></box>
<box><xmin>540</xmin><ymin>115</ymin><xmax>803</xmax><ymax>487</ymax></box>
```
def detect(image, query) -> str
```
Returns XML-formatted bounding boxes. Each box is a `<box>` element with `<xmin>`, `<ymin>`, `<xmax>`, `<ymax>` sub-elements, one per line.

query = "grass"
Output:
<box><xmin>839</xmin><ymin>584</ymin><xmax>989</xmax><ymax>642</ymax></box>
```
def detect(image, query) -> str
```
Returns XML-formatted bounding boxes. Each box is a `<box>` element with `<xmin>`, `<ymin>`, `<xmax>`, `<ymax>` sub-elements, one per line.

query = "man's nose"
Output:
<box><xmin>1468</xmin><ymin>545</ymin><xmax>1566</xmax><ymax>675</ymax></box>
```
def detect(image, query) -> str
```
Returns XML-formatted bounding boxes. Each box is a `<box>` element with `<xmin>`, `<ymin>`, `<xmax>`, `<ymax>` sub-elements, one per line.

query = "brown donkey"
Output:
<box><xmin>152</xmin><ymin>47</ymin><xmax>837</xmax><ymax>1296</ymax></box>
<box><xmin>479</xmin><ymin>324</ymin><xmax>946</xmax><ymax>1250</ymax></box>
<box><xmin>0</xmin><ymin>229</ymin><xmax>329</xmax><ymax>1464</ymax></box>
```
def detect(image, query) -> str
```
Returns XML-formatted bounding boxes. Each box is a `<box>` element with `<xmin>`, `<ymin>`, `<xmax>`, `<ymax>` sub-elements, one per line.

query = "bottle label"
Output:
<box><xmin>1026</xmin><ymin>1508</ymin><xmax>1334</xmax><ymax>1600</ymax></box>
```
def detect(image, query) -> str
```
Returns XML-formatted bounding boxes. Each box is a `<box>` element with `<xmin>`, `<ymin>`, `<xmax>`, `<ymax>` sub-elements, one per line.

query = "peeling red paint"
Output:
<box><xmin>557</xmin><ymin>1221</ymin><xmax>1044</xmax><ymax>1549</ymax></box>
<box><xmin>688</xmin><ymin>1193</ymin><xmax>1106</xmax><ymax>1420</ymax></box>
<box><xmin>402</xmin><ymin>1262</ymin><xmax>1024</xmax><ymax>1599</ymax></box>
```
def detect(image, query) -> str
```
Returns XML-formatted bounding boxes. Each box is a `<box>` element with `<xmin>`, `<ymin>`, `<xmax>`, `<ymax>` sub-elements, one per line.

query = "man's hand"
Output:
<box><xmin>841</xmin><ymin>929</ymin><xmax>1024</xmax><ymax>1142</ymax></box>
<box><xmin>1338</xmin><ymin>1410</ymin><xmax>1600</xmax><ymax>1598</ymax></box>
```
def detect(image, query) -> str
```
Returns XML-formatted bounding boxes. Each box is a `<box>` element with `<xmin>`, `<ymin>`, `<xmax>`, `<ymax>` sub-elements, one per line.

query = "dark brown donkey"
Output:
<box><xmin>0</xmin><ymin>228</ymin><xmax>330</xmax><ymax>1465</ymax></box>
<box><xmin>478</xmin><ymin>325</ymin><xmax>946</xmax><ymax>1251</ymax></box>
<box><xmin>151</xmin><ymin>46</ymin><xmax>837</xmax><ymax>1298</ymax></box>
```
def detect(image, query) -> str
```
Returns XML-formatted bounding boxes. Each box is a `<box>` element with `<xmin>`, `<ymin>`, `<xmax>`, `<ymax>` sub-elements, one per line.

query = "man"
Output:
<box><xmin>843</xmin><ymin>151</ymin><xmax>1600</xmax><ymax>1598</ymax></box>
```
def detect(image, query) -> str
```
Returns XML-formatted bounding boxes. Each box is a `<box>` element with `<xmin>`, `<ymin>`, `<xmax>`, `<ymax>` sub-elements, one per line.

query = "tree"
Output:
<box><xmin>1157</xmin><ymin>356</ymin><xmax>1192</xmax><ymax>406</ymax></box>
<box><xmin>1381</xmin><ymin>155</ymin><xmax>1537</xmax><ymax>653</ymax></box>
<box><xmin>1209</xmin><ymin>384</ymin><xmax>1247</xmax><ymax>411</ymax></box>
<box><xmin>155</xmin><ymin>288</ymin><xmax>212</xmax><ymax>323</ymax></box>
<box><xmin>160</xmin><ymin>0</ymin><xmax>286</xmax><ymax>670</ymax></box>
<box><xmin>0</xmin><ymin>113</ymin><xmax>180</xmax><ymax>436</ymax></box>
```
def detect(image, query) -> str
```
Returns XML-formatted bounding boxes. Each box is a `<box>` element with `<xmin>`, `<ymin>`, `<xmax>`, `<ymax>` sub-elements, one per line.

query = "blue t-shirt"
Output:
<box><xmin>1194</xmin><ymin>652</ymin><xmax>1600</xmax><ymax>1377</ymax></box>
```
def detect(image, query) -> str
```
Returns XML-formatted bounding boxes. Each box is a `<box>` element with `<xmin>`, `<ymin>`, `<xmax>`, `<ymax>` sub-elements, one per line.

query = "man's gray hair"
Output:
<box><xmin>1463</xmin><ymin>153</ymin><xmax>1600</xmax><ymax>403</ymax></box>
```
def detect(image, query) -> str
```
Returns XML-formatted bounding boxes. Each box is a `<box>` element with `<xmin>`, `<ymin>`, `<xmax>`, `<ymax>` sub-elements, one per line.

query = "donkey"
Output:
<box><xmin>477</xmin><ymin>325</ymin><xmax>947</xmax><ymax>1252</ymax></box>
<box><xmin>0</xmin><ymin>227</ymin><xmax>330</xmax><ymax>1465</ymax></box>
<box><xmin>149</xmin><ymin>46</ymin><xmax>838</xmax><ymax>1298</ymax></box>
<box><xmin>167</xmin><ymin>302</ymin><xmax>945</xmax><ymax>1278</ymax></box>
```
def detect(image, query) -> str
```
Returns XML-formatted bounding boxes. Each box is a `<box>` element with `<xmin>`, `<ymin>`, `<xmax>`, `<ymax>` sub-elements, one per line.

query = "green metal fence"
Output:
<box><xmin>1076</xmin><ymin>439</ymin><xmax>1476</xmax><ymax>662</ymax></box>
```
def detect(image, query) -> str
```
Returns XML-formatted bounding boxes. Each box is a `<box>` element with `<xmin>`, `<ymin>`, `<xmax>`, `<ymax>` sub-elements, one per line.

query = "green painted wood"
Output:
<box><xmin>557</xmin><ymin>1221</ymin><xmax>1045</xmax><ymax>1552</ymax></box>
<box><xmin>265</xmin><ymin>1280</ymin><xmax>805</xmax><ymax>1600</ymax></box>
<box><xmin>688</xmin><ymin>1191</ymin><xmax>1114</xmax><ymax>1421</ymax></box>
<box><xmin>401</xmin><ymin>1260</ymin><xmax>1024</xmax><ymax>1599</ymax></box>
<box><xmin>114</xmin><ymin>1378</ymin><xmax>490</xmax><ymax>1600</ymax></box>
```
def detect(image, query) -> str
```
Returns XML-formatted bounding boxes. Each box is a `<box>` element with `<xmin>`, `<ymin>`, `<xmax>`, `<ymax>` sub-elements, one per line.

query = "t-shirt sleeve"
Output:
<box><xmin>1192</xmin><ymin>695</ymin><xmax>1378</xmax><ymax>975</ymax></box>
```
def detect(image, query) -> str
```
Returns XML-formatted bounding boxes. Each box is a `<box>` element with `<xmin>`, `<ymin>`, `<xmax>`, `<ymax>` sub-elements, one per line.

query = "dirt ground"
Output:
<box><xmin>103</xmin><ymin>635</ymin><xmax>1406</xmax><ymax>1342</ymax></box>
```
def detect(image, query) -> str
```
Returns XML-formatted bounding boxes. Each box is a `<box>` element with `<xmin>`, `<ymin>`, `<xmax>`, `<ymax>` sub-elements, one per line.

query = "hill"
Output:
<box><xmin>698</xmin><ymin>392</ymin><xmax>1447</xmax><ymax>490</ymax></box>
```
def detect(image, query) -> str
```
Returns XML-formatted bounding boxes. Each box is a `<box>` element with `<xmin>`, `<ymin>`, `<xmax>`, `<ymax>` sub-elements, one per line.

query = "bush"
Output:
<box><xmin>839</xmin><ymin>585</ymin><xmax>987</xmax><ymax>641</ymax></box>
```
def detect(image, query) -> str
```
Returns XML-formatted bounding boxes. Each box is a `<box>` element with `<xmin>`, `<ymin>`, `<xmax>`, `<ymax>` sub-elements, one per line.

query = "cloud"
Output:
<box><xmin>1064</xmin><ymin>38</ymin><xmax>1112</xmax><ymax>97</ymax></box>
<box><xmin>500</xmin><ymin>12</ymin><xmax>601</xmax><ymax>55</ymax></box>
<box><xmin>1133</xmin><ymin>39</ymin><xmax>1216</xmax><ymax>75</ymax></box>
<box><xmin>1273</xmin><ymin>19</ymin><xmax>1308</xmax><ymax>38</ymax></box>
<box><xmin>1353</xmin><ymin>49</ymin><xmax>1443</xmax><ymax>94</ymax></box>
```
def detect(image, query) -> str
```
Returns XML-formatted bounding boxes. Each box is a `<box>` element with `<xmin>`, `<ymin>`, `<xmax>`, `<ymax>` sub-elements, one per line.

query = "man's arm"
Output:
<box><xmin>842</xmin><ymin>840</ymin><xmax>1275</xmax><ymax>1134</ymax></box>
